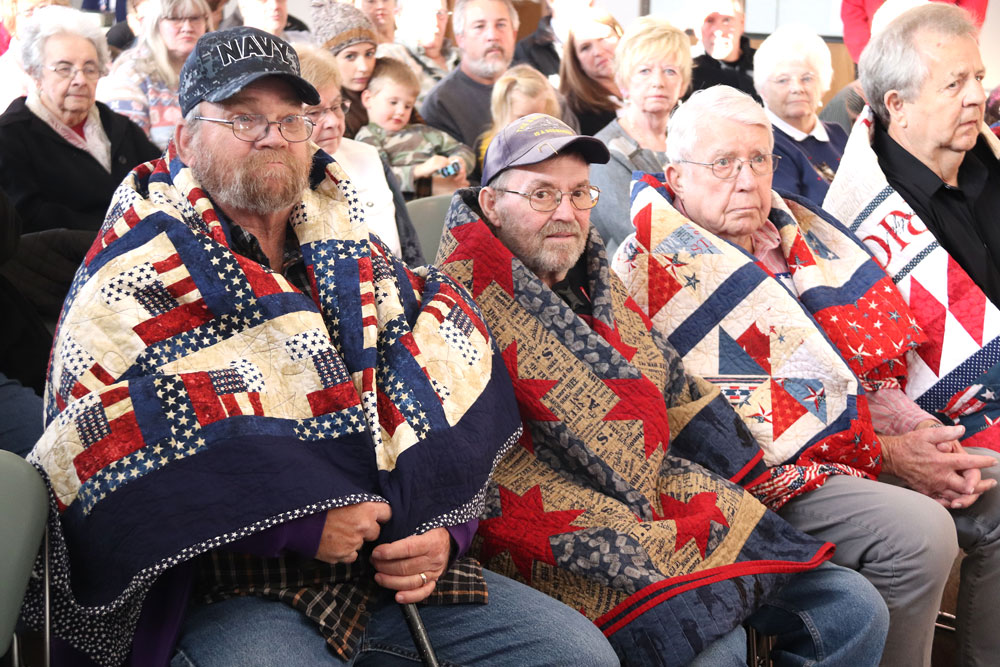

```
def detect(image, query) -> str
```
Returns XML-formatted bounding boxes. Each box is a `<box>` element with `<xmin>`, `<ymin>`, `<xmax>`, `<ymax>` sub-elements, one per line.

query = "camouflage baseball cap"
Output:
<box><xmin>179</xmin><ymin>27</ymin><xmax>320</xmax><ymax>117</ymax></box>
<box><xmin>481</xmin><ymin>114</ymin><xmax>610</xmax><ymax>185</ymax></box>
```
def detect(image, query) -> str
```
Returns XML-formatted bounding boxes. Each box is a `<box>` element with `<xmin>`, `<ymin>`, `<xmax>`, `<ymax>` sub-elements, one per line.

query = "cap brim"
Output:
<box><xmin>202</xmin><ymin>70</ymin><xmax>321</xmax><ymax>109</ymax></box>
<box><xmin>485</xmin><ymin>135</ymin><xmax>610</xmax><ymax>184</ymax></box>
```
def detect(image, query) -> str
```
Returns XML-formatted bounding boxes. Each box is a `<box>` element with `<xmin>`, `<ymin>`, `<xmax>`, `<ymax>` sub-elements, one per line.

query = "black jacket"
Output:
<box><xmin>513</xmin><ymin>16</ymin><xmax>560</xmax><ymax>77</ymax></box>
<box><xmin>0</xmin><ymin>97</ymin><xmax>160</xmax><ymax>234</ymax></box>
<box><xmin>0</xmin><ymin>98</ymin><xmax>159</xmax><ymax>317</ymax></box>
<box><xmin>688</xmin><ymin>35</ymin><xmax>760</xmax><ymax>102</ymax></box>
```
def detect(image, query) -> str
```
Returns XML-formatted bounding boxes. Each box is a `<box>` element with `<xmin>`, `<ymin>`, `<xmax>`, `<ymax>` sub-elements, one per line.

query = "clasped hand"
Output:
<box><xmin>315</xmin><ymin>502</ymin><xmax>451</xmax><ymax>603</ymax></box>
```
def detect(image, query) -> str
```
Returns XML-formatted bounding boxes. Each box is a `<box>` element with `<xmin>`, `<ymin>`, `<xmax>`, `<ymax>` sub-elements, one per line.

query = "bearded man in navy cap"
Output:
<box><xmin>25</xmin><ymin>28</ymin><xmax>618</xmax><ymax>667</ymax></box>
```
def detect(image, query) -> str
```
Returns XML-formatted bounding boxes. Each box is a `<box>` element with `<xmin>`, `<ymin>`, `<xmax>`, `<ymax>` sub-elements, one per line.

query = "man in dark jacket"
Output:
<box><xmin>687</xmin><ymin>0</ymin><xmax>760</xmax><ymax>102</ymax></box>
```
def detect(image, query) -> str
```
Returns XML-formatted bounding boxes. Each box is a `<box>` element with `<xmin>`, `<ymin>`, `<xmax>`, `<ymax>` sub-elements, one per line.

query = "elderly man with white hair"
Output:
<box><xmin>825</xmin><ymin>3</ymin><xmax>1000</xmax><ymax>487</ymax></box>
<box><xmin>614</xmin><ymin>83</ymin><xmax>1000</xmax><ymax>666</ymax></box>
<box><xmin>753</xmin><ymin>25</ymin><xmax>847</xmax><ymax>205</ymax></box>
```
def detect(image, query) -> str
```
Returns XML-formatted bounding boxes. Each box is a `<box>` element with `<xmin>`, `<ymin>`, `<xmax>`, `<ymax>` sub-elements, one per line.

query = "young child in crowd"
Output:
<box><xmin>477</xmin><ymin>64</ymin><xmax>562</xmax><ymax>167</ymax></box>
<box><xmin>355</xmin><ymin>57</ymin><xmax>474</xmax><ymax>198</ymax></box>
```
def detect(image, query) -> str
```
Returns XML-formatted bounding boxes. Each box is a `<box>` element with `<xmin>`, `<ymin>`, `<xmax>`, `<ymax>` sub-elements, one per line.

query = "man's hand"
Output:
<box><xmin>370</xmin><ymin>527</ymin><xmax>451</xmax><ymax>604</ymax></box>
<box><xmin>315</xmin><ymin>502</ymin><xmax>392</xmax><ymax>564</ymax></box>
<box><xmin>880</xmin><ymin>424</ymin><xmax>998</xmax><ymax>509</ymax></box>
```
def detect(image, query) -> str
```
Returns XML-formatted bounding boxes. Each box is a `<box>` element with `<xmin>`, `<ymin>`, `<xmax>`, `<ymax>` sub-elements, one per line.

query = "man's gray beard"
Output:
<box><xmin>465</xmin><ymin>52</ymin><xmax>511</xmax><ymax>81</ymax></box>
<box><xmin>188</xmin><ymin>138</ymin><xmax>310</xmax><ymax>216</ymax></box>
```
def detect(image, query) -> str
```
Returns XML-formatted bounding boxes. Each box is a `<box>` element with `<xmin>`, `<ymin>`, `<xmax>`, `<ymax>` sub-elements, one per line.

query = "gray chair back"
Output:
<box><xmin>405</xmin><ymin>194</ymin><xmax>453</xmax><ymax>263</ymax></box>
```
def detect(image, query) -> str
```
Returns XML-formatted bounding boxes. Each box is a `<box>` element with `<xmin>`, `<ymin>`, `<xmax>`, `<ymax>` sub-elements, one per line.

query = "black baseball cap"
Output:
<box><xmin>481</xmin><ymin>114</ymin><xmax>610</xmax><ymax>185</ymax></box>
<box><xmin>179</xmin><ymin>27</ymin><xmax>320</xmax><ymax>117</ymax></box>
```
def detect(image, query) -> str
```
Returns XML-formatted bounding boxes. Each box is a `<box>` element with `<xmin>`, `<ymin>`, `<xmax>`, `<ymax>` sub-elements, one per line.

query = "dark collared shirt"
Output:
<box><xmin>873</xmin><ymin>118</ymin><xmax>1000</xmax><ymax>305</ymax></box>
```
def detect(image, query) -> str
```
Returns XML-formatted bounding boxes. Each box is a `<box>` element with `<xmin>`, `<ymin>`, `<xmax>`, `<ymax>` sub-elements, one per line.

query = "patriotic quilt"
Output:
<box><xmin>22</xmin><ymin>144</ymin><xmax>519</xmax><ymax>666</ymax></box>
<box><xmin>613</xmin><ymin>175</ymin><xmax>922</xmax><ymax>508</ymax></box>
<box><xmin>435</xmin><ymin>192</ymin><xmax>832</xmax><ymax>666</ymax></box>
<box><xmin>825</xmin><ymin>108</ymin><xmax>1000</xmax><ymax>451</ymax></box>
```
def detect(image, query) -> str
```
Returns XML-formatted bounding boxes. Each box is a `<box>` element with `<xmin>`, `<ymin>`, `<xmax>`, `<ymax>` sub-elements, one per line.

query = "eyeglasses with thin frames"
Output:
<box><xmin>494</xmin><ymin>185</ymin><xmax>601</xmax><ymax>212</ymax></box>
<box><xmin>194</xmin><ymin>113</ymin><xmax>315</xmax><ymax>143</ymax></box>
<box><xmin>304</xmin><ymin>99</ymin><xmax>351</xmax><ymax>124</ymax></box>
<box><xmin>47</xmin><ymin>63</ymin><xmax>102</xmax><ymax>80</ymax></box>
<box><xmin>162</xmin><ymin>15</ymin><xmax>207</xmax><ymax>26</ymax></box>
<box><xmin>674</xmin><ymin>154</ymin><xmax>782</xmax><ymax>180</ymax></box>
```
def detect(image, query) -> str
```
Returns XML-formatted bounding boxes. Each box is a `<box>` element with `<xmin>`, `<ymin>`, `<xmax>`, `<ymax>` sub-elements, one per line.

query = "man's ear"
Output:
<box><xmin>175</xmin><ymin>120</ymin><xmax>195</xmax><ymax>166</ymax></box>
<box><xmin>884</xmin><ymin>90</ymin><xmax>907</xmax><ymax>128</ymax></box>
<box><xmin>664</xmin><ymin>163</ymin><xmax>685</xmax><ymax>197</ymax></box>
<box><xmin>479</xmin><ymin>186</ymin><xmax>500</xmax><ymax>227</ymax></box>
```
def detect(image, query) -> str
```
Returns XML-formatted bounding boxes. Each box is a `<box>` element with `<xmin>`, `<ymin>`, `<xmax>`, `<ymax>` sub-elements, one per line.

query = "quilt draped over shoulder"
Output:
<box><xmin>24</xmin><ymin>144</ymin><xmax>519</xmax><ymax>666</ymax></box>
<box><xmin>614</xmin><ymin>174</ymin><xmax>923</xmax><ymax>508</ymax></box>
<box><xmin>435</xmin><ymin>191</ymin><xmax>832</xmax><ymax>667</ymax></box>
<box><xmin>824</xmin><ymin>108</ymin><xmax>1000</xmax><ymax>452</ymax></box>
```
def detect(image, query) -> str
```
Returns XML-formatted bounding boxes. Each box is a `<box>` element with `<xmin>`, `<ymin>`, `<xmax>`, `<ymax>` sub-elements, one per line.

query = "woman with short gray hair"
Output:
<box><xmin>753</xmin><ymin>25</ymin><xmax>846</xmax><ymax>205</ymax></box>
<box><xmin>98</xmin><ymin>0</ymin><xmax>210</xmax><ymax>149</ymax></box>
<box><xmin>0</xmin><ymin>5</ymin><xmax>159</xmax><ymax>315</ymax></box>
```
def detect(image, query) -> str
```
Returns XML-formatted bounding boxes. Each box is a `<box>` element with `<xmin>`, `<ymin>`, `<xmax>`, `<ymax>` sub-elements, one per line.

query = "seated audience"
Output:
<box><xmin>613</xmin><ymin>84</ymin><xmax>1000</xmax><ymax>667</ymax></box>
<box><xmin>219</xmin><ymin>0</ymin><xmax>311</xmax><ymax>39</ymax></box>
<box><xmin>391</xmin><ymin>0</ymin><xmax>460</xmax><ymax>103</ymax></box>
<box><xmin>0</xmin><ymin>186</ymin><xmax>49</xmax><ymax>458</ymax></box>
<box><xmin>589</xmin><ymin>16</ymin><xmax>688</xmax><ymax>257</ymax></box>
<box><xmin>826</xmin><ymin>4</ymin><xmax>1000</xmax><ymax>452</ymax></box>
<box><xmin>0</xmin><ymin>0</ymin><xmax>69</xmax><ymax>112</ymax></box>
<box><xmin>840</xmin><ymin>0</ymin><xmax>987</xmax><ymax>62</ymax></box>
<box><xmin>313</xmin><ymin>1</ymin><xmax>376</xmax><ymax>138</ymax></box>
<box><xmin>0</xmin><ymin>5</ymin><xmax>159</xmax><ymax>317</ymax></box>
<box><xmin>753</xmin><ymin>25</ymin><xmax>847</xmax><ymax>205</ymax></box>
<box><xmin>356</xmin><ymin>0</ymin><xmax>396</xmax><ymax>45</ymax></box>
<box><xmin>420</xmin><ymin>0</ymin><xmax>519</xmax><ymax>151</ymax></box>
<box><xmin>558</xmin><ymin>7</ymin><xmax>622</xmax><ymax>136</ymax></box>
<box><xmin>296</xmin><ymin>43</ymin><xmax>424</xmax><ymax>264</ymax></box>
<box><xmin>356</xmin><ymin>57</ymin><xmax>473</xmax><ymax>199</ymax></box>
<box><xmin>986</xmin><ymin>83</ymin><xmax>1000</xmax><ymax>128</ymax></box>
<box><xmin>477</xmin><ymin>64</ymin><xmax>560</xmax><ymax>166</ymax></box>
<box><xmin>24</xmin><ymin>28</ymin><xmax>619</xmax><ymax>667</ymax></box>
<box><xmin>511</xmin><ymin>0</ymin><xmax>558</xmax><ymax>77</ymax></box>
<box><xmin>106</xmin><ymin>0</ymin><xmax>152</xmax><ymax>56</ymax></box>
<box><xmin>687</xmin><ymin>0</ymin><xmax>759</xmax><ymax>101</ymax></box>
<box><xmin>435</xmin><ymin>112</ymin><xmax>889</xmax><ymax>666</ymax></box>
<box><xmin>99</xmin><ymin>0</ymin><xmax>211</xmax><ymax>150</ymax></box>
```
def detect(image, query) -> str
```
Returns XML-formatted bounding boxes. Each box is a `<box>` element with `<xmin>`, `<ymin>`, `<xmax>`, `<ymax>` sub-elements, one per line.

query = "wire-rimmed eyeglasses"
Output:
<box><xmin>47</xmin><ymin>63</ymin><xmax>102</xmax><ymax>80</ymax></box>
<box><xmin>304</xmin><ymin>99</ymin><xmax>352</xmax><ymax>124</ymax></box>
<box><xmin>494</xmin><ymin>185</ymin><xmax>601</xmax><ymax>212</ymax></box>
<box><xmin>674</xmin><ymin>154</ymin><xmax>782</xmax><ymax>180</ymax></box>
<box><xmin>194</xmin><ymin>113</ymin><xmax>315</xmax><ymax>143</ymax></box>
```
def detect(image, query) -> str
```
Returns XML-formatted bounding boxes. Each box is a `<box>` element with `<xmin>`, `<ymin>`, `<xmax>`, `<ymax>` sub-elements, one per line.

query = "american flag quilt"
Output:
<box><xmin>435</xmin><ymin>192</ymin><xmax>832</xmax><ymax>666</ymax></box>
<box><xmin>614</xmin><ymin>175</ymin><xmax>922</xmax><ymax>508</ymax></box>
<box><xmin>825</xmin><ymin>108</ymin><xmax>1000</xmax><ymax>452</ymax></box>
<box><xmin>22</xmin><ymin>144</ymin><xmax>519</xmax><ymax>666</ymax></box>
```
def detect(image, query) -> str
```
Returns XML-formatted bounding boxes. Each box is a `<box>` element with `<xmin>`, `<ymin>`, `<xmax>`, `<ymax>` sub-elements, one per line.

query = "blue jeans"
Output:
<box><xmin>0</xmin><ymin>372</ymin><xmax>43</xmax><ymax>457</ymax></box>
<box><xmin>170</xmin><ymin>569</ymin><xmax>620</xmax><ymax>666</ymax></box>
<box><xmin>688</xmin><ymin>562</ymin><xmax>888</xmax><ymax>667</ymax></box>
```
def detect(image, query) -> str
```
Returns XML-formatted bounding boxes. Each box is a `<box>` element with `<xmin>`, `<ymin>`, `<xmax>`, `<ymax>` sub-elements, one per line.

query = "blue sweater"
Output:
<box><xmin>771</xmin><ymin>121</ymin><xmax>848</xmax><ymax>206</ymax></box>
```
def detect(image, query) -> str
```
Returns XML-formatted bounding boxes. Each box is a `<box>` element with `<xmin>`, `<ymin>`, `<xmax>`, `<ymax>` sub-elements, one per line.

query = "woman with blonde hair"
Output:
<box><xmin>98</xmin><ymin>0</ymin><xmax>210</xmax><ymax>149</ymax></box>
<box><xmin>589</xmin><ymin>16</ymin><xmax>691</xmax><ymax>255</ymax></box>
<box><xmin>477</xmin><ymin>64</ymin><xmax>560</xmax><ymax>165</ymax></box>
<box><xmin>558</xmin><ymin>7</ymin><xmax>622</xmax><ymax>136</ymax></box>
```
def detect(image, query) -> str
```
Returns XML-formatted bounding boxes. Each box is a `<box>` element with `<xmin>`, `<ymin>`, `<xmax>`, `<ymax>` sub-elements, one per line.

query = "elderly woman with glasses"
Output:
<box><xmin>588</xmin><ymin>16</ymin><xmax>691</xmax><ymax>257</ymax></box>
<box><xmin>0</xmin><ymin>5</ymin><xmax>159</xmax><ymax>317</ymax></box>
<box><xmin>753</xmin><ymin>25</ymin><xmax>848</xmax><ymax>205</ymax></box>
<box><xmin>98</xmin><ymin>0</ymin><xmax>211</xmax><ymax>149</ymax></box>
<box><xmin>295</xmin><ymin>43</ymin><xmax>424</xmax><ymax>265</ymax></box>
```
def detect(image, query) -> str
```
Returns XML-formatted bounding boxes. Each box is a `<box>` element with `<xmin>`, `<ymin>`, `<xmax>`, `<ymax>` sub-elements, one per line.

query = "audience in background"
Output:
<box><xmin>0</xmin><ymin>6</ymin><xmax>159</xmax><ymax>318</ymax></box>
<box><xmin>391</xmin><ymin>0</ymin><xmax>460</xmax><ymax>102</ymax></box>
<box><xmin>840</xmin><ymin>0</ymin><xmax>987</xmax><ymax>62</ymax></box>
<box><xmin>754</xmin><ymin>25</ymin><xmax>847</xmax><ymax>204</ymax></box>
<box><xmin>0</xmin><ymin>0</ymin><xmax>69</xmax><ymax>111</ymax></box>
<box><xmin>688</xmin><ymin>0</ymin><xmax>759</xmax><ymax>101</ymax></box>
<box><xmin>312</xmin><ymin>0</ymin><xmax>377</xmax><ymax>138</ymax></box>
<box><xmin>220</xmin><ymin>0</ymin><xmax>311</xmax><ymax>39</ymax></box>
<box><xmin>558</xmin><ymin>7</ymin><xmax>622</xmax><ymax>136</ymax></box>
<box><xmin>105</xmin><ymin>0</ymin><xmax>152</xmax><ymax>55</ymax></box>
<box><xmin>478</xmin><ymin>64</ymin><xmax>560</xmax><ymax>165</ymax></box>
<box><xmin>512</xmin><ymin>0</ymin><xmax>558</xmax><ymax>77</ymax></box>
<box><xmin>589</xmin><ymin>16</ymin><xmax>690</xmax><ymax>256</ymax></box>
<box><xmin>356</xmin><ymin>0</ymin><xmax>396</xmax><ymax>45</ymax></box>
<box><xmin>99</xmin><ymin>0</ymin><xmax>210</xmax><ymax>149</ymax></box>
<box><xmin>296</xmin><ymin>43</ymin><xmax>424</xmax><ymax>264</ymax></box>
<box><xmin>421</xmin><ymin>0</ymin><xmax>519</xmax><ymax>151</ymax></box>
<box><xmin>988</xmin><ymin>84</ymin><xmax>1000</xmax><ymax>129</ymax></box>
<box><xmin>356</xmin><ymin>57</ymin><xmax>472</xmax><ymax>199</ymax></box>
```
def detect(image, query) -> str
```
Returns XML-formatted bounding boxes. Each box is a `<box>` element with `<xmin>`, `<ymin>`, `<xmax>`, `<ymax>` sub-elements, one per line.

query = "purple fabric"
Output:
<box><xmin>447</xmin><ymin>519</ymin><xmax>477</xmax><ymax>561</ymax></box>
